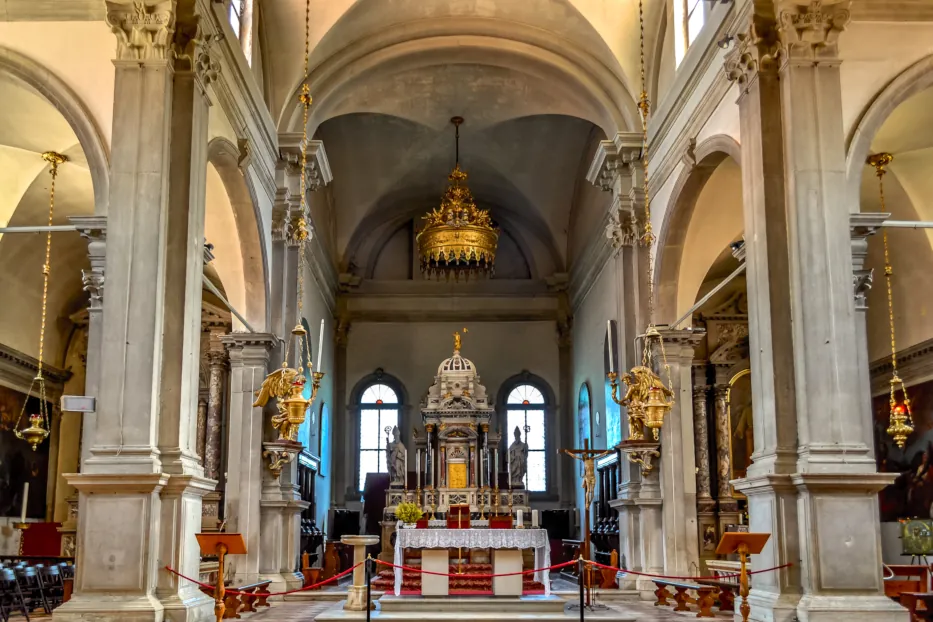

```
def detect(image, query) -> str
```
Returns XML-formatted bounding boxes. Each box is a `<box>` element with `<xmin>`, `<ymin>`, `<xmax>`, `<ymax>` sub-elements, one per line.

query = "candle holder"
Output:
<box><xmin>415</xmin><ymin>486</ymin><xmax>422</xmax><ymax>510</ymax></box>
<box><xmin>430</xmin><ymin>501</ymin><xmax>436</xmax><ymax>521</ymax></box>
<box><xmin>508</xmin><ymin>489</ymin><xmax>514</xmax><ymax>521</ymax></box>
<box><xmin>493</xmin><ymin>486</ymin><xmax>500</xmax><ymax>517</ymax></box>
<box><xmin>13</xmin><ymin>522</ymin><xmax>29</xmax><ymax>556</ymax></box>
<box><xmin>479</xmin><ymin>487</ymin><xmax>487</xmax><ymax>520</ymax></box>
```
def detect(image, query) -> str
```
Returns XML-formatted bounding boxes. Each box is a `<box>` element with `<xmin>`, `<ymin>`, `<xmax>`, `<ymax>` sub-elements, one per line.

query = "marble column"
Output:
<box><xmin>57</xmin><ymin>3</ymin><xmax>218</xmax><ymax>621</ymax></box>
<box><xmin>654</xmin><ymin>328</ymin><xmax>703</xmax><ymax>578</ymax></box>
<box><xmin>712</xmin><ymin>384</ymin><xmax>736</xmax><ymax>512</ymax></box>
<box><xmin>692</xmin><ymin>380</ymin><xmax>714</xmax><ymax>509</ymax></box>
<box><xmin>222</xmin><ymin>333</ymin><xmax>276</xmax><ymax>585</ymax></box>
<box><xmin>70</xmin><ymin>215</ymin><xmax>107</xmax><ymax>469</ymax></box>
<box><xmin>203</xmin><ymin>341</ymin><xmax>227</xmax><ymax>481</ymax></box>
<box><xmin>195</xmin><ymin>396</ymin><xmax>208</xmax><ymax>463</ymax></box>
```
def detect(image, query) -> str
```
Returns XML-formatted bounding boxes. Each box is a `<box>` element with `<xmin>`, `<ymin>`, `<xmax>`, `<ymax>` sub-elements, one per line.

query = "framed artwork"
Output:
<box><xmin>727</xmin><ymin>369</ymin><xmax>753</xmax><ymax>482</ymax></box>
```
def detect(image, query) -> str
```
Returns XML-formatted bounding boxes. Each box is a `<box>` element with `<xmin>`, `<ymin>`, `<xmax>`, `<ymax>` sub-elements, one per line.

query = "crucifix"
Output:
<box><xmin>562</xmin><ymin>439</ymin><xmax>612</xmax><ymax>600</ymax></box>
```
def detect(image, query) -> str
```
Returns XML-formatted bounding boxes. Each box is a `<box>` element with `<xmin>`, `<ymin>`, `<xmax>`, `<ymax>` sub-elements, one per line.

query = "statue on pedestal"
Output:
<box><xmin>508</xmin><ymin>426</ymin><xmax>528</xmax><ymax>487</ymax></box>
<box><xmin>386</xmin><ymin>426</ymin><xmax>407</xmax><ymax>487</ymax></box>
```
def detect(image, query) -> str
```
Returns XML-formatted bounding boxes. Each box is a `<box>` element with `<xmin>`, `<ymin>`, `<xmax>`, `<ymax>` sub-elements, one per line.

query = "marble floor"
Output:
<box><xmin>248</xmin><ymin>599</ymin><xmax>735</xmax><ymax>621</ymax></box>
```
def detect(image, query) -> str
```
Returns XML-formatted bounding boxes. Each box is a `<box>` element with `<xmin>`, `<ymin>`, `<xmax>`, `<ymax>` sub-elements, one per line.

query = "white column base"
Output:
<box><xmin>53</xmin><ymin>594</ymin><xmax>164</xmax><ymax>622</ymax></box>
<box><xmin>345</xmin><ymin>586</ymin><xmax>370</xmax><ymax>611</ymax></box>
<box><xmin>795</xmin><ymin>594</ymin><xmax>908</xmax><ymax>622</ymax></box>
<box><xmin>159</xmin><ymin>590</ymin><xmax>215</xmax><ymax>622</ymax></box>
<box><xmin>741</xmin><ymin>589</ymin><xmax>801</xmax><ymax>622</ymax></box>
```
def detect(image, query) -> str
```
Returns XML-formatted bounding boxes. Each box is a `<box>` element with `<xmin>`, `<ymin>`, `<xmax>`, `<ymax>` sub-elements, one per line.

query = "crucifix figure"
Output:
<box><xmin>562</xmin><ymin>438</ymin><xmax>613</xmax><ymax>600</ymax></box>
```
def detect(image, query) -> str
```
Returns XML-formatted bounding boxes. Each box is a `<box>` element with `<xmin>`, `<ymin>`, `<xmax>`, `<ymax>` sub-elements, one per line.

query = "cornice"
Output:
<box><xmin>0</xmin><ymin>342</ymin><xmax>71</xmax><ymax>390</ymax></box>
<box><xmin>870</xmin><ymin>337</ymin><xmax>933</xmax><ymax>396</ymax></box>
<box><xmin>851</xmin><ymin>1</ymin><xmax>933</xmax><ymax>22</ymax></box>
<box><xmin>0</xmin><ymin>1</ymin><xmax>104</xmax><ymax>21</ymax></box>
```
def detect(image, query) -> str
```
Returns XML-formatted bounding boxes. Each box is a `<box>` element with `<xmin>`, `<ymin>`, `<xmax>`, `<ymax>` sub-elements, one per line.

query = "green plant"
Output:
<box><xmin>396</xmin><ymin>501</ymin><xmax>424</xmax><ymax>524</ymax></box>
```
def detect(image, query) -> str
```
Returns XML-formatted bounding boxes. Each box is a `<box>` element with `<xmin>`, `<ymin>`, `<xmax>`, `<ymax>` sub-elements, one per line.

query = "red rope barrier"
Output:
<box><xmin>164</xmin><ymin>561</ymin><xmax>360</xmax><ymax>597</ymax></box>
<box><xmin>583</xmin><ymin>558</ymin><xmax>793</xmax><ymax>581</ymax></box>
<box><xmin>373</xmin><ymin>557</ymin><xmax>577</xmax><ymax>579</ymax></box>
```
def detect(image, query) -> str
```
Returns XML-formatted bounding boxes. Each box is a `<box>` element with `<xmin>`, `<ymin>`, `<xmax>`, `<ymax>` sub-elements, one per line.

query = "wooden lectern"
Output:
<box><xmin>716</xmin><ymin>532</ymin><xmax>770</xmax><ymax>622</ymax></box>
<box><xmin>197</xmin><ymin>533</ymin><xmax>247</xmax><ymax>622</ymax></box>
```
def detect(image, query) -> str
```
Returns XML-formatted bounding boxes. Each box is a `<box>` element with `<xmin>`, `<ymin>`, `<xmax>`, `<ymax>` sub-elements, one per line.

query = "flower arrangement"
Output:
<box><xmin>395</xmin><ymin>501</ymin><xmax>424</xmax><ymax>525</ymax></box>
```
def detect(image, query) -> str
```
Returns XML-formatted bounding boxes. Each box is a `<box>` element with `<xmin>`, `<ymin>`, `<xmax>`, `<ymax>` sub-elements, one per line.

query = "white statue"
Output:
<box><xmin>508</xmin><ymin>426</ymin><xmax>528</xmax><ymax>488</ymax></box>
<box><xmin>386</xmin><ymin>426</ymin><xmax>407</xmax><ymax>487</ymax></box>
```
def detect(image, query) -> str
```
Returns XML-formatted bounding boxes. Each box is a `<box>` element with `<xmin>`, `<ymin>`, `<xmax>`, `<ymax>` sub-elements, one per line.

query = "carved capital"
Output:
<box><xmin>853</xmin><ymin>268</ymin><xmax>873</xmax><ymax>311</ymax></box>
<box><xmin>723</xmin><ymin>15</ymin><xmax>782</xmax><ymax>90</ymax></box>
<box><xmin>605</xmin><ymin>207</ymin><xmax>639</xmax><ymax>253</ymax></box>
<box><xmin>194</xmin><ymin>34</ymin><xmax>221</xmax><ymax>88</ymax></box>
<box><xmin>105</xmin><ymin>0</ymin><xmax>177</xmax><ymax>62</ymax></box>
<box><xmin>777</xmin><ymin>0</ymin><xmax>852</xmax><ymax>59</ymax></box>
<box><xmin>82</xmin><ymin>270</ymin><xmax>105</xmax><ymax>311</ymax></box>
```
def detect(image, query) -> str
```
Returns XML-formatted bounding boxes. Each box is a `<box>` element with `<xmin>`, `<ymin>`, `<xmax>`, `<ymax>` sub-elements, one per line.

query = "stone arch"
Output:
<box><xmin>206</xmin><ymin>137</ymin><xmax>269</xmax><ymax>331</ymax></box>
<box><xmin>846</xmin><ymin>54</ymin><xmax>933</xmax><ymax>209</ymax></box>
<box><xmin>278</xmin><ymin>17</ymin><xmax>638</xmax><ymax>137</ymax></box>
<box><xmin>0</xmin><ymin>46</ymin><xmax>110</xmax><ymax>214</ymax></box>
<box><xmin>655</xmin><ymin>135</ymin><xmax>743</xmax><ymax>322</ymax></box>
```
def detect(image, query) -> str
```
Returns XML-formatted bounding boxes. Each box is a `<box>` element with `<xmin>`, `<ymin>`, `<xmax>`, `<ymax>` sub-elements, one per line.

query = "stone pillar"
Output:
<box><xmin>222</xmin><ymin>333</ymin><xmax>276</xmax><ymax>585</ymax></box>
<box><xmin>712</xmin><ymin>384</ymin><xmax>736</xmax><ymax>512</ymax></box>
<box><xmin>57</xmin><ymin>3</ymin><xmax>219</xmax><ymax>620</ymax></box>
<box><xmin>334</xmin><ymin>315</ymin><xmax>353</xmax><ymax>502</ymax></box>
<box><xmin>342</xmin><ymin>535</ymin><xmax>380</xmax><ymax>610</ymax></box>
<box><xmin>850</xmin><ymin>213</ymin><xmax>888</xmax><ymax>452</ymax></box>
<box><xmin>195</xmin><ymin>396</ymin><xmax>208</xmax><ymax>463</ymax></box>
<box><xmin>692</xmin><ymin>380</ymin><xmax>713</xmax><ymax>509</ymax></box>
<box><xmin>259</xmin><ymin>455</ymin><xmax>308</xmax><ymax>594</ymax></box>
<box><xmin>204</xmin><ymin>334</ymin><xmax>227</xmax><ymax>481</ymax></box>
<box><xmin>654</xmin><ymin>328</ymin><xmax>703</xmax><ymax>578</ymax></box>
<box><xmin>70</xmin><ymin>215</ymin><xmax>106</xmax><ymax>468</ymax></box>
<box><xmin>726</xmin><ymin>4</ymin><xmax>902</xmax><ymax>620</ymax></box>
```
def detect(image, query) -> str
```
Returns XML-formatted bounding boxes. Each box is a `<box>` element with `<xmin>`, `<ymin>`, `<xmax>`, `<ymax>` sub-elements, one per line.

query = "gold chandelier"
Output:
<box><xmin>416</xmin><ymin>117</ymin><xmax>498</xmax><ymax>281</ymax></box>
<box><xmin>868</xmin><ymin>152</ymin><xmax>914</xmax><ymax>449</ymax></box>
<box><xmin>14</xmin><ymin>151</ymin><xmax>66</xmax><ymax>451</ymax></box>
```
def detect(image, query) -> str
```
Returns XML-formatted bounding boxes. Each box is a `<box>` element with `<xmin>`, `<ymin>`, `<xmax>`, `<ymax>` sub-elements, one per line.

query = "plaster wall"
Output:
<box><xmin>0</xmin><ymin>22</ymin><xmax>114</xmax><ymax>147</ymax></box>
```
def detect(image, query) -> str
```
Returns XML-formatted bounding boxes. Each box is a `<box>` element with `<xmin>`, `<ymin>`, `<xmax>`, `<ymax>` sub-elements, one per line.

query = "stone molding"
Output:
<box><xmin>790</xmin><ymin>472</ymin><xmax>896</xmax><ymax>494</ymax></box>
<box><xmin>104</xmin><ymin>0</ymin><xmax>177</xmax><ymax>62</ymax></box>
<box><xmin>849</xmin><ymin>212</ymin><xmax>887</xmax><ymax>310</ymax></box>
<box><xmin>869</xmin><ymin>337</ymin><xmax>933</xmax><ymax>396</ymax></box>
<box><xmin>0</xmin><ymin>342</ymin><xmax>71</xmax><ymax>393</ymax></box>
<box><xmin>222</xmin><ymin>332</ymin><xmax>276</xmax><ymax>368</ymax></box>
<box><xmin>160</xmin><ymin>474</ymin><xmax>218</xmax><ymax>496</ymax></box>
<box><xmin>64</xmin><ymin>472</ymin><xmax>170</xmax><ymax>494</ymax></box>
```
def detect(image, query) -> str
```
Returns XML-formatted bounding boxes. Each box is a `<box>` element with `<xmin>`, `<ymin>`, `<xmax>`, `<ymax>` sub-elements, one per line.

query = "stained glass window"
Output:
<box><xmin>506</xmin><ymin>384</ymin><xmax>547</xmax><ymax>491</ymax></box>
<box><xmin>358</xmin><ymin>383</ymin><xmax>399</xmax><ymax>490</ymax></box>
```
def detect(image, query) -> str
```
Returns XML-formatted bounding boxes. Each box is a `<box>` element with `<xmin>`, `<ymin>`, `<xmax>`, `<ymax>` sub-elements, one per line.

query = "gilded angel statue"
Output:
<box><xmin>620</xmin><ymin>365</ymin><xmax>673</xmax><ymax>440</ymax></box>
<box><xmin>253</xmin><ymin>366</ymin><xmax>306</xmax><ymax>441</ymax></box>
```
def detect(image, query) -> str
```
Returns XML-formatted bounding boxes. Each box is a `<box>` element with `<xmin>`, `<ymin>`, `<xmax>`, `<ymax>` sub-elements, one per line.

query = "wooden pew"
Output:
<box><xmin>698</xmin><ymin>578</ymin><xmax>737</xmax><ymax>612</ymax></box>
<box><xmin>199</xmin><ymin>579</ymin><xmax>271</xmax><ymax>618</ymax></box>
<box><xmin>885</xmin><ymin>565</ymin><xmax>930</xmax><ymax>601</ymax></box>
<box><xmin>651</xmin><ymin>579</ymin><xmax>716</xmax><ymax>617</ymax></box>
<box><xmin>900</xmin><ymin>592</ymin><xmax>933</xmax><ymax>622</ymax></box>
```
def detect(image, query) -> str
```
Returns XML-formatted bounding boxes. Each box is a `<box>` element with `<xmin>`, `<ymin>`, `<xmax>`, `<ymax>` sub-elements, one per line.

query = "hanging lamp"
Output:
<box><xmin>14</xmin><ymin>151</ymin><xmax>66</xmax><ymax>451</ymax></box>
<box><xmin>867</xmin><ymin>152</ymin><xmax>913</xmax><ymax>449</ymax></box>
<box><xmin>253</xmin><ymin>0</ymin><xmax>323</xmax><ymax>454</ymax></box>
<box><xmin>607</xmin><ymin>0</ymin><xmax>674</xmax><ymax>471</ymax></box>
<box><xmin>416</xmin><ymin>117</ymin><xmax>499</xmax><ymax>281</ymax></box>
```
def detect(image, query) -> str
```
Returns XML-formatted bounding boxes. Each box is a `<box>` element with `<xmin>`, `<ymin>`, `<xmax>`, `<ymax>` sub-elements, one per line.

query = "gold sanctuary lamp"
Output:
<box><xmin>16</xmin><ymin>413</ymin><xmax>50</xmax><ymax>452</ymax></box>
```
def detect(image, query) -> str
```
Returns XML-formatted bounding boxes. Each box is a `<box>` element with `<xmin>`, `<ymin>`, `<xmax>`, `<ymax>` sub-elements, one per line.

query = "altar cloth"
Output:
<box><xmin>393</xmin><ymin>527</ymin><xmax>551</xmax><ymax>596</ymax></box>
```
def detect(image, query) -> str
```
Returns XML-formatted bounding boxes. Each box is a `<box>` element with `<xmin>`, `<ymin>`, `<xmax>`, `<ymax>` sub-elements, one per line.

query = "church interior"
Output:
<box><xmin>1</xmin><ymin>0</ymin><xmax>933</xmax><ymax>620</ymax></box>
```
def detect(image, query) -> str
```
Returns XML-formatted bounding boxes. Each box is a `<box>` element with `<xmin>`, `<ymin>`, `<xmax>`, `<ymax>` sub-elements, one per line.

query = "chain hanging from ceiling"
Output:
<box><xmin>416</xmin><ymin>117</ymin><xmax>499</xmax><ymax>281</ymax></box>
<box><xmin>14</xmin><ymin>151</ymin><xmax>66</xmax><ymax>451</ymax></box>
<box><xmin>607</xmin><ymin>0</ymin><xmax>674</xmax><ymax>473</ymax></box>
<box><xmin>253</xmin><ymin>0</ymin><xmax>322</xmax><ymax>464</ymax></box>
<box><xmin>868</xmin><ymin>152</ymin><xmax>914</xmax><ymax>449</ymax></box>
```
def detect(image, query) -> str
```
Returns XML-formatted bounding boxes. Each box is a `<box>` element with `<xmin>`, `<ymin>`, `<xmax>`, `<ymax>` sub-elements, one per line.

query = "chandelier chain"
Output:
<box><xmin>294</xmin><ymin>0</ymin><xmax>313</xmax><ymax>374</ymax></box>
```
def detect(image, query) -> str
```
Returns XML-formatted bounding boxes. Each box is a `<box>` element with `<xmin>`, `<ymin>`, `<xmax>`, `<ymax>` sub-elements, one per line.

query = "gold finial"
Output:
<box><xmin>867</xmin><ymin>152</ymin><xmax>894</xmax><ymax>178</ymax></box>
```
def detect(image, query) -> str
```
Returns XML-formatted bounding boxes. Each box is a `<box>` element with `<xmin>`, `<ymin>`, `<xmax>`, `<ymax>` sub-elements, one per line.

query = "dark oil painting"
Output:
<box><xmin>0</xmin><ymin>384</ymin><xmax>50</xmax><ymax>519</ymax></box>
<box><xmin>876</xmin><ymin>379</ymin><xmax>933</xmax><ymax>522</ymax></box>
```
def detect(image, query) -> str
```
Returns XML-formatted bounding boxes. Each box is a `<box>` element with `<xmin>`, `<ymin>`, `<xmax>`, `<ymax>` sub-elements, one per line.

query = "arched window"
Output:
<box><xmin>358</xmin><ymin>383</ymin><xmax>400</xmax><ymax>491</ymax></box>
<box><xmin>605</xmin><ymin>321</ymin><xmax>622</xmax><ymax>447</ymax></box>
<box><xmin>226</xmin><ymin>0</ymin><xmax>254</xmax><ymax>65</ymax></box>
<box><xmin>506</xmin><ymin>384</ymin><xmax>547</xmax><ymax>492</ymax></box>
<box><xmin>578</xmin><ymin>383</ymin><xmax>592</xmax><ymax>449</ymax></box>
<box><xmin>674</xmin><ymin>0</ymin><xmax>706</xmax><ymax>66</ymax></box>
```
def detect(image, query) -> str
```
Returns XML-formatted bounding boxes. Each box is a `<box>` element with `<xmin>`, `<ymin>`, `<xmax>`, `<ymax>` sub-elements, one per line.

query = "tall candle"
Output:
<box><xmin>416</xmin><ymin>449</ymin><xmax>421</xmax><ymax>490</ymax></box>
<box><xmin>20</xmin><ymin>482</ymin><xmax>28</xmax><ymax>522</ymax></box>
<box><xmin>516</xmin><ymin>509</ymin><xmax>523</xmax><ymax>528</ymax></box>
<box><xmin>316</xmin><ymin>319</ymin><xmax>325</xmax><ymax>371</ymax></box>
<box><xmin>532</xmin><ymin>510</ymin><xmax>539</xmax><ymax>528</ymax></box>
<box><xmin>607</xmin><ymin>320</ymin><xmax>614</xmax><ymax>373</ymax></box>
<box><xmin>494</xmin><ymin>449</ymin><xmax>499</xmax><ymax>487</ymax></box>
<box><xmin>404</xmin><ymin>451</ymin><xmax>408</xmax><ymax>489</ymax></box>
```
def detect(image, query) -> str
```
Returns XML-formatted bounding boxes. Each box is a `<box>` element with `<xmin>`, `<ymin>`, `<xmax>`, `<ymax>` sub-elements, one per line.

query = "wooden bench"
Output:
<box><xmin>900</xmin><ymin>592</ymin><xmax>933</xmax><ymax>622</ymax></box>
<box><xmin>652</xmin><ymin>579</ymin><xmax>716</xmax><ymax>617</ymax></box>
<box><xmin>199</xmin><ymin>580</ymin><xmax>271</xmax><ymax>618</ymax></box>
<box><xmin>697</xmin><ymin>578</ymin><xmax>738</xmax><ymax>612</ymax></box>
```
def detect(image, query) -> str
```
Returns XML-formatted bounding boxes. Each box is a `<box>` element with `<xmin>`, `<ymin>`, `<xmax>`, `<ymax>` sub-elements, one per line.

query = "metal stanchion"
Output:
<box><xmin>578</xmin><ymin>558</ymin><xmax>585</xmax><ymax>621</ymax></box>
<box><xmin>365</xmin><ymin>556</ymin><xmax>372</xmax><ymax>622</ymax></box>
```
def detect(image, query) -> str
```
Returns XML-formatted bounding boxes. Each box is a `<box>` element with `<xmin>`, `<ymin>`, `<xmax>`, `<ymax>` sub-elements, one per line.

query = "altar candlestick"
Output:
<box><xmin>607</xmin><ymin>320</ymin><xmax>614</xmax><ymax>374</ymax></box>
<box><xmin>317</xmin><ymin>319</ymin><xmax>324</xmax><ymax>371</ymax></box>
<box><xmin>404</xmin><ymin>451</ymin><xmax>408</xmax><ymax>490</ymax></box>
<box><xmin>516</xmin><ymin>509</ymin><xmax>523</xmax><ymax>528</ymax></box>
<box><xmin>508</xmin><ymin>449</ymin><xmax>512</xmax><ymax>485</ymax></box>
<box><xmin>532</xmin><ymin>510</ymin><xmax>539</xmax><ymax>528</ymax></box>
<box><xmin>494</xmin><ymin>449</ymin><xmax>499</xmax><ymax>487</ymax></box>
<box><xmin>416</xmin><ymin>449</ymin><xmax>421</xmax><ymax>490</ymax></box>
<box><xmin>20</xmin><ymin>483</ymin><xmax>28</xmax><ymax>523</ymax></box>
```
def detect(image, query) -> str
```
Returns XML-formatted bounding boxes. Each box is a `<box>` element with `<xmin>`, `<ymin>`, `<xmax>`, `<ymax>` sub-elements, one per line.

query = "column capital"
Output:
<box><xmin>104</xmin><ymin>0</ymin><xmax>177</xmax><ymax>62</ymax></box>
<box><xmin>776</xmin><ymin>0</ymin><xmax>852</xmax><ymax>61</ymax></box>
<box><xmin>849</xmin><ymin>211</ymin><xmax>889</xmax><ymax>270</ymax></box>
<box><xmin>586</xmin><ymin>132</ymin><xmax>643</xmax><ymax>193</ymax></box>
<box><xmin>654</xmin><ymin>326</ymin><xmax>706</xmax><ymax>363</ymax></box>
<box><xmin>723</xmin><ymin>14</ymin><xmax>782</xmax><ymax>92</ymax></box>
<box><xmin>71</xmin><ymin>215</ymin><xmax>107</xmax><ymax>311</ymax></box>
<box><xmin>222</xmin><ymin>332</ymin><xmax>277</xmax><ymax>367</ymax></box>
<box><xmin>278</xmin><ymin>135</ymin><xmax>334</xmax><ymax>192</ymax></box>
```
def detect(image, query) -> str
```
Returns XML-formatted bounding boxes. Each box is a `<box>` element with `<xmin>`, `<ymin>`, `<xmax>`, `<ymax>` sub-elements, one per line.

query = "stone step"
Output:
<box><xmin>377</xmin><ymin>594</ymin><xmax>567</xmax><ymax>613</ymax></box>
